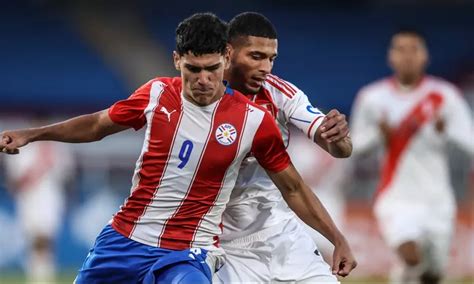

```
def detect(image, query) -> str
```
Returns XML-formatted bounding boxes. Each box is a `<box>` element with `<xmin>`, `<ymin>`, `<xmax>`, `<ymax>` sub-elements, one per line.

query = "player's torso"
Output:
<box><xmin>369</xmin><ymin>77</ymin><xmax>455</xmax><ymax>205</ymax></box>
<box><xmin>112</xmin><ymin>78</ymin><xmax>266</xmax><ymax>250</ymax></box>
<box><xmin>222</xmin><ymin>76</ymin><xmax>301</xmax><ymax>240</ymax></box>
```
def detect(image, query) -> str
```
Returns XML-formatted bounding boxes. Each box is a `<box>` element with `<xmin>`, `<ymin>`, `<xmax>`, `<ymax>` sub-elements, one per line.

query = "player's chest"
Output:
<box><xmin>148</xmin><ymin>100</ymin><xmax>250</xmax><ymax>167</ymax></box>
<box><xmin>378</xmin><ymin>90</ymin><xmax>445</xmax><ymax>129</ymax></box>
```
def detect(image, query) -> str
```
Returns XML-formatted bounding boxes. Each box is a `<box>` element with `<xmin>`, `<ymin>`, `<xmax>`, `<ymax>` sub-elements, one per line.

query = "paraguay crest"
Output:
<box><xmin>215</xmin><ymin>123</ymin><xmax>237</xmax><ymax>146</ymax></box>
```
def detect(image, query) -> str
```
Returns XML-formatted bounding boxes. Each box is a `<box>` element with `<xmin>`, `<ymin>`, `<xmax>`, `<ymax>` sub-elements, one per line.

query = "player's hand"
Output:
<box><xmin>435</xmin><ymin>116</ymin><xmax>445</xmax><ymax>133</ymax></box>
<box><xmin>378</xmin><ymin>118</ymin><xmax>392</xmax><ymax>147</ymax></box>
<box><xmin>0</xmin><ymin>130</ymin><xmax>31</xmax><ymax>154</ymax></box>
<box><xmin>318</xmin><ymin>109</ymin><xmax>349</xmax><ymax>143</ymax></box>
<box><xmin>332</xmin><ymin>239</ymin><xmax>357</xmax><ymax>277</ymax></box>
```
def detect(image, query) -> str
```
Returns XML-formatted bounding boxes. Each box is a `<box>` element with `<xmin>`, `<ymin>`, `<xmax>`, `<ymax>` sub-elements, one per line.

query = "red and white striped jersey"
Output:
<box><xmin>221</xmin><ymin>74</ymin><xmax>326</xmax><ymax>240</ymax></box>
<box><xmin>351</xmin><ymin>76</ymin><xmax>473</xmax><ymax>208</ymax></box>
<box><xmin>108</xmin><ymin>77</ymin><xmax>290</xmax><ymax>250</ymax></box>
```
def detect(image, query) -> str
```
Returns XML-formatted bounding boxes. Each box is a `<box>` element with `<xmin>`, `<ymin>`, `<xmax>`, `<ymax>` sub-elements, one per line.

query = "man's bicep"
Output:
<box><xmin>97</xmin><ymin>109</ymin><xmax>131</xmax><ymax>137</ymax></box>
<box><xmin>266</xmin><ymin>163</ymin><xmax>300</xmax><ymax>194</ymax></box>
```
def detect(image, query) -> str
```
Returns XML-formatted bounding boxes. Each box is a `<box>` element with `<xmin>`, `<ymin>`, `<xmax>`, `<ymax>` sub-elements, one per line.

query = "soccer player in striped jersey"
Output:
<box><xmin>351</xmin><ymin>30</ymin><xmax>473</xmax><ymax>284</ymax></box>
<box><xmin>215</xmin><ymin>12</ymin><xmax>356</xmax><ymax>283</ymax></box>
<box><xmin>0</xmin><ymin>13</ymin><xmax>354</xmax><ymax>283</ymax></box>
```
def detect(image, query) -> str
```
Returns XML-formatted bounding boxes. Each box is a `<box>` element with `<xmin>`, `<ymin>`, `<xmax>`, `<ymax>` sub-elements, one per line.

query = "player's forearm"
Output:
<box><xmin>326</xmin><ymin>136</ymin><xmax>352</xmax><ymax>158</ymax></box>
<box><xmin>29</xmin><ymin>112</ymin><xmax>110</xmax><ymax>143</ymax></box>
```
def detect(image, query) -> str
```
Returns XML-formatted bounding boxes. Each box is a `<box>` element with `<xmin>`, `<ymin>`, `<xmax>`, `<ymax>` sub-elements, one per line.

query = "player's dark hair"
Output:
<box><xmin>392</xmin><ymin>28</ymin><xmax>426</xmax><ymax>44</ymax></box>
<box><xmin>228</xmin><ymin>12</ymin><xmax>277</xmax><ymax>43</ymax></box>
<box><xmin>175</xmin><ymin>13</ymin><xmax>228</xmax><ymax>56</ymax></box>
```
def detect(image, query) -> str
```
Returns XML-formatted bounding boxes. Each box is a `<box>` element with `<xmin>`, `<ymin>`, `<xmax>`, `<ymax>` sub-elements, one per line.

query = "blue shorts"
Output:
<box><xmin>75</xmin><ymin>225</ymin><xmax>212</xmax><ymax>284</ymax></box>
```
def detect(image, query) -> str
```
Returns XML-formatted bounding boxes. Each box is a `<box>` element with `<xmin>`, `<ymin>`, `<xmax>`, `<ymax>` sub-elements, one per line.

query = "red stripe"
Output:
<box><xmin>268</xmin><ymin>74</ymin><xmax>297</xmax><ymax>94</ymax></box>
<box><xmin>375</xmin><ymin>92</ymin><xmax>444</xmax><ymax>200</ymax></box>
<box><xmin>159</xmin><ymin>96</ymin><xmax>247</xmax><ymax>250</ymax></box>
<box><xmin>265</xmin><ymin>78</ymin><xmax>293</xmax><ymax>99</ymax></box>
<box><xmin>307</xmin><ymin>116</ymin><xmax>324</xmax><ymax>139</ymax></box>
<box><xmin>111</xmin><ymin>90</ymin><xmax>183</xmax><ymax>237</ymax></box>
<box><xmin>157</xmin><ymin>101</ymin><xmax>220</xmax><ymax>247</ymax></box>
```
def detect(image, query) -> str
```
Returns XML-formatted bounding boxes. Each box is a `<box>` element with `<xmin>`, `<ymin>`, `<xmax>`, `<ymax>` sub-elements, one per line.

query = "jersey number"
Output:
<box><xmin>178</xmin><ymin>140</ymin><xmax>193</xmax><ymax>169</ymax></box>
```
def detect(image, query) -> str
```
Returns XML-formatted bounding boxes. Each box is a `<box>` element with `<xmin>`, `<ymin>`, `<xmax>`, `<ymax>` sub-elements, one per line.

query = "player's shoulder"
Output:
<box><xmin>262</xmin><ymin>73</ymin><xmax>302</xmax><ymax>100</ymax></box>
<box><xmin>359</xmin><ymin>77</ymin><xmax>393</xmax><ymax>95</ymax></box>
<box><xmin>425</xmin><ymin>75</ymin><xmax>463</xmax><ymax>98</ymax></box>
<box><xmin>355</xmin><ymin>77</ymin><xmax>392</xmax><ymax>104</ymax></box>
<box><xmin>226</xmin><ymin>88</ymin><xmax>268</xmax><ymax>114</ymax></box>
<box><xmin>135</xmin><ymin>77</ymin><xmax>182</xmax><ymax>96</ymax></box>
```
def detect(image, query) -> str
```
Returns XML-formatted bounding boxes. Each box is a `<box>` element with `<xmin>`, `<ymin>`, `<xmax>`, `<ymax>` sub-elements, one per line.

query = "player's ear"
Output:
<box><xmin>224</xmin><ymin>46</ymin><xmax>231</xmax><ymax>70</ymax></box>
<box><xmin>173</xmin><ymin>51</ymin><xmax>181</xmax><ymax>71</ymax></box>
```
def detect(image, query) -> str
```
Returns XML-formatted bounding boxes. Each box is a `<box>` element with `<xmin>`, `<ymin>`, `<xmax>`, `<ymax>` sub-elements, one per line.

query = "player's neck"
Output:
<box><xmin>394</xmin><ymin>74</ymin><xmax>425</xmax><ymax>91</ymax></box>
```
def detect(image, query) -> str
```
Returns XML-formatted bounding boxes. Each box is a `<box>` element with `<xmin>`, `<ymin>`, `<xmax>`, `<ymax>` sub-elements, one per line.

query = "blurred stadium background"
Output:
<box><xmin>0</xmin><ymin>0</ymin><xmax>472</xmax><ymax>283</ymax></box>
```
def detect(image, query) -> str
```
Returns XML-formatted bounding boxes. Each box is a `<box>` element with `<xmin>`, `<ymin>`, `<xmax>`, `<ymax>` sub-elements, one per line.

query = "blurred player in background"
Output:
<box><xmin>351</xmin><ymin>29</ymin><xmax>474</xmax><ymax>284</ymax></box>
<box><xmin>287</xmin><ymin>131</ymin><xmax>349</xmax><ymax>261</ymax></box>
<box><xmin>1</xmin><ymin>13</ymin><xmax>355</xmax><ymax>283</ymax></box>
<box><xmin>3</xmin><ymin>116</ymin><xmax>75</xmax><ymax>283</ymax></box>
<box><xmin>215</xmin><ymin>12</ymin><xmax>355</xmax><ymax>283</ymax></box>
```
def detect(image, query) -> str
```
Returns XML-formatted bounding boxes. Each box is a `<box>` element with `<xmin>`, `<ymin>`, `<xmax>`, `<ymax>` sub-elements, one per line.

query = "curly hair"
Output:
<box><xmin>175</xmin><ymin>13</ymin><xmax>228</xmax><ymax>56</ymax></box>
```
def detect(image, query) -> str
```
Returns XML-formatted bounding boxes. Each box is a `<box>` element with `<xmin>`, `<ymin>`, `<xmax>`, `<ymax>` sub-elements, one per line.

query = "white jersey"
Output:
<box><xmin>351</xmin><ymin>76</ymin><xmax>473</xmax><ymax>210</ymax></box>
<box><xmin>4</xmin><ymin>141</ymin><xmax>75</xmax><ymax>237</ymax></box>
<box><xmin>221</xmin><ymin>74</ymin><xmax>325</xmax><ymax>240</ymax></box>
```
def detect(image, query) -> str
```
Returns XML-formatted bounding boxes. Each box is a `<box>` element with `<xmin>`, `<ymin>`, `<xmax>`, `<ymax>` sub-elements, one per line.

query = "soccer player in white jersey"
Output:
<box><xmin>0</xmin><ymin>13</ymin><xmax>356</xmax><ymax>283</ymax></box>
<box><xmin>351</xmin><ymin>29</ymin><xmax>473</xmax><ymax>284</ymax></box>
<box><xmin>4</xmin><ymin>119</ymin><xmax>75</xmax><ymax>282</ymax></box>
<box><xmin>215</xmin><ymin>12</ymin><xmax>356</xmax><ymax>283</ymax></box>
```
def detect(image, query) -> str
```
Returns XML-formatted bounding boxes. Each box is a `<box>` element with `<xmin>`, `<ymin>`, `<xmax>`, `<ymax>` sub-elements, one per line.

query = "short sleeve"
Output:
<box><xmin>350</xmin><ymin>88</ymin><xmax>383</xmax><ymax>154</ymax></box>
<box><xmin>251</xmin><ymin>112</ymin><xmax>291</xmax><ymax>173</ymax></box>
<box><xmin>443</xmin><ymin>89</ymin><xmax>474</xmax><ymax>155</ymax></box>
<box><xmin>108</xmin><ymin>81</ymin><xmax>152</xmax><ymax>130</ymax></box>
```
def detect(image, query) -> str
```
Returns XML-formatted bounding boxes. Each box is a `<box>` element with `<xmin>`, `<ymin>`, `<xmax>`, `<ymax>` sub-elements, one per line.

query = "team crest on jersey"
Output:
<box><xmin>215</xmin><ymin>123</ymin><xmax>237</xmax><ymax>146</ymax></box>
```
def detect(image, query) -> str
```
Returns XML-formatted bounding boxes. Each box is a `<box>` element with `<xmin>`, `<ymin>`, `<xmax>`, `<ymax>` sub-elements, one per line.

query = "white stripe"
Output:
<box><xmin>130</xmin><ymin>99</ymin><xmax>219</xmax><ymax>246</ymax></box>
<box><xmin>192</xmin><ymin>104</ymin><xmax>266</xmax><ymax>248</ymax></box>
<box><xmin>129</xmin><ymin>81</ymin><xmax>166</xmax><ymax>194</ymax></box>
<box><xmin>115</xmin><ymin>81</ymin><xmax>165</xmax><ymax>231</ymax></box>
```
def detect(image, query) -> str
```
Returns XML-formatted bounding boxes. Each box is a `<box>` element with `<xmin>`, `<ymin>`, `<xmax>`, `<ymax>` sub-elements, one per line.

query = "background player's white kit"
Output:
<box><xmin>4</xmin><ymin>140</ymin><xmax>75</xmax><ymax>281</ymax></box>
<box><xmin>351</xmin><ymin>76</ymin><xmax>474</xmax><ymax>279</ymax></box>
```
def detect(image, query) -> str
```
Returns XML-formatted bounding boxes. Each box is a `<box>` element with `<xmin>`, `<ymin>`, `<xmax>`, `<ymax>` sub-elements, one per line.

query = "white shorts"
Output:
<box><xmin>16</xmin><ymin>185</ymin><xmax>65</xmax><ymax>239</ymax></box>
<box><xmin>214</xmin><ymin>218</ymin><xmax>339</xmax><ymax>283</ymax></box>
<box><xmin>374</xmin><ymin>198</ymin><xmax>454</xmax><ymax>274</ymax></box>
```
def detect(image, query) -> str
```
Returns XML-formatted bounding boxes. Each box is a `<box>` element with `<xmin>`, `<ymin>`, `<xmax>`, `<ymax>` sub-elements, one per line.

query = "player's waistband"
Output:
<box><xmin>221</xmin><ymin>218</ymin><xmax>293</xmax><ymax>245</ymax></box>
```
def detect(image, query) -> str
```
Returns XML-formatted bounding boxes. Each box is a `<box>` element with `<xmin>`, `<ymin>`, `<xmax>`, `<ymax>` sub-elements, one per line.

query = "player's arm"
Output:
<box><xmin>314</xmin><ymin>109</ymin><xmax>352</xmax><ymax>158</ymax></box>
<box><xmin>266</xmin><ymin>164</ymin><xmax>357</xmax><ymax>277</ymax></box>
<box><xmin>253</xmin><ymin>111</ymin><xmax>356</xmax><ymax>276</ymax></box>
<box><xmin>0</xmin><ymin>110</ymin><xmax>129</xmax><ymax>154</ymax></box>
<box><xmin>1</xmin><ymin>79</ymin><xmax>156</xmax><ymax>154</ymax></box>
<box><xmin>443</xmin><ymin>88</ymin><xmax>474</xmax><ymax>155</ymax></box>
<box><xmin>275</xmin><ymin>79</ymin><xmax>351</xmax><ymax>158</ymax></box>
<box><xmin>349</xmin><ymin>88</ymin><xmax>381</xmax><ymax>155</ymax></box>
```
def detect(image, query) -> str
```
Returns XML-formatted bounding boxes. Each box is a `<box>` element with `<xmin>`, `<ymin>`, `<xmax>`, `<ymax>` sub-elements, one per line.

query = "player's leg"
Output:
<box><xmin>151</xmin><ymin>263</ymin><xmax>209</xmax><ymax>284</ymax></box>
<box><xmin>374</xmin><ymin>200</ymin><xmax>427</xmax><ymax>284</ymax></box>
<box><xmin>419</xmin><ymin>216</ymin><xmax>454</xmax><ymax>284</ymax></box>
<box><xmin>143</xmin><ymin>248</ymin><xmax>218</xmax><ymax>284</ymax></box>
<box><xmin>17</xmin><ymin>186</ymin><xmax>64</xmax><ymax>282</ymax></box>
<box><xmin>75</xmin><ymin>225</ymin><xmax>159</xmax><ymax>284</ymax></box>
<box><xmin>269</xmin><ymin>219</ymin><xmax>339</xmax><ymax>283</ymax></box>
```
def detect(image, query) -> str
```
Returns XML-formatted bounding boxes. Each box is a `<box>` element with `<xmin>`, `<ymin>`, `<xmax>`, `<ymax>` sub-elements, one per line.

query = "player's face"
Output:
<box><xmin>227</xmin><ymin>36</ymin><xmax>278</xmax><ymax>94</ymax></box>
<box><xmin>174</xmin><ymin>51</ymin><xmax>230</xmax><ymax>106</ymax></box>
<box><xmin>388</xmin><ymin>34</ymin><xmax>428</xmax><ymax>83</ymax></box>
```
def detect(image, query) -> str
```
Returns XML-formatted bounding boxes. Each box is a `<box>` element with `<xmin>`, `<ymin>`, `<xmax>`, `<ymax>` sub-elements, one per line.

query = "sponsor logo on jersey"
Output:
<box><xmin>306</xmin><ymin>105</ymin><xmax>322</xmax><ymax>115</ymax></box>
<box><xmin>215</xmin><ymin>123</ymin><xmax>237</xmax><ymax>146</ymax></box>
